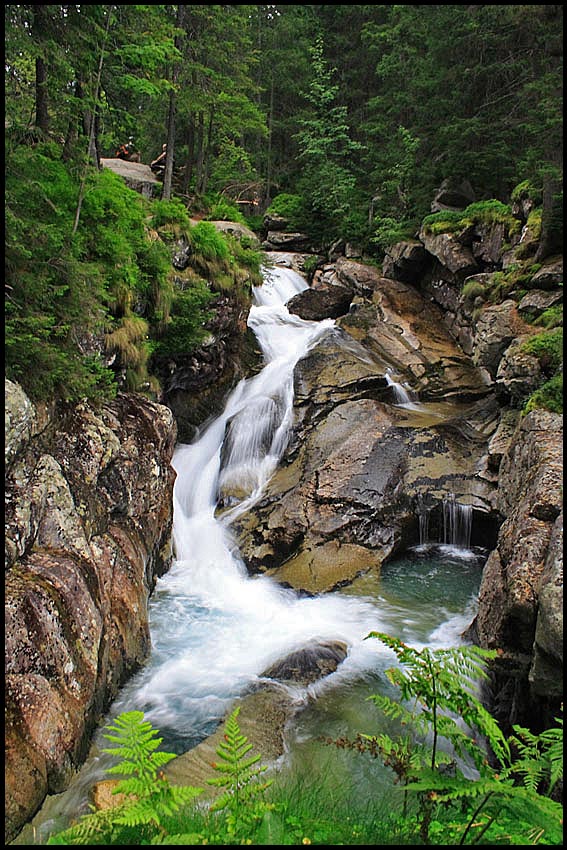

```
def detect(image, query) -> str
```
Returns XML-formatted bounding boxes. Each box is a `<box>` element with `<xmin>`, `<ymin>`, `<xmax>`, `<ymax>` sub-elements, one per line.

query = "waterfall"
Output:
<box><xmin>442</xmin><ymin>494</ymin><xmax>473</xmax><ymax>549</ymax></box>
<box><xmin>13</xmin><ymin>261</ymin><xmax>487</xmax><ymax>845</ymax></box>
<box><xmin>416</xmin><ymin>494</ymin><xmax>431</xmax><ymax>545</ymax></box>
<box><xmin>110</xmin><ymin>263</ymin><xmax>386</xmax><ymax>747</ymax></box>
<box><xmin>415</xmin><ymin>493</ymin><xmax>473</xmax><ymax>550</ymax></box>
<box><xmin>385</xmin><ymin>370</ymin><xmax>419</xmax><ymax>408</ymax></box>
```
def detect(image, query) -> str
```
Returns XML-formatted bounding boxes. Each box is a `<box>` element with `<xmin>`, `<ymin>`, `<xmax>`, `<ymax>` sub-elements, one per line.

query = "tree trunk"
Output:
<box><xmin>161</xmin><ymin>4</ymin><xmax>185</xmax><ymax>200</ymax></box>
<box><xmin>182</xmin><ymin>118</ymin><xmax>195</xmax><ymax>195</ymax></box>
<box><xmin>195</xmin><ymin>112</ymin><xmax>205</xmax><ymax>194</ymax></box>
<box><xmin>535</xmin><ymin>171</ymin><xmax>562</xmax><ymax>262</ymax></box>
<box><xmin>33</xmin><ymin>6</ymin><xmax>50</xmax><ymax>133</ymax></box>
<box><xmin>35</xmin><ymin>56</ymin><xmax>49</xmax><ymax>133</ymax></box>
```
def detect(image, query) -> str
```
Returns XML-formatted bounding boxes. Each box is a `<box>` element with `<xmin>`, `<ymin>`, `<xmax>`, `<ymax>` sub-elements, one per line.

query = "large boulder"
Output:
<box><xmin>334</xmin><ymin>263</ymin><xmax>492</xmax><ymax>402</ymax></box>
<box><xmin>5</xmin><ymin>384</ymin><xmax>177</xmax><ymax>843</ymax></box>
<box><xmin>431</xmin><ymin>178</ymin><xmax>476</xmax><ymax>212</ymax></box>
<box><xmin>418</xmin><ymin>229</ymin><xmax>479</xmax><ymax>279</ymax></box>
<box><xmin>233</xmin><ymin>325</ymin><xmax>498</xmax><ymax>594</ymax></box>
<box><xmin>99</xmin><ymin>158</ymin><xmax>161</xmax><ymax>199</ymax></box>
<box><xmin>382</xmin><ymin>239</ymin><xmax>429</xmax><ymax>283</ymax></box>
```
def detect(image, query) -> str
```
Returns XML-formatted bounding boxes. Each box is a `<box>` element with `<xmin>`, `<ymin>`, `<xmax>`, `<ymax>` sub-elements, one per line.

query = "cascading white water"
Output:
<box><xmin>385</xmin><ymin>369</ymin><xmax>420</xmax><ymax>408</ymax></box>
<box><xmin>13</xmin><ymin>260</ymin><xmax>487</xmax><ymax>845</ymax></box>
<box><xmin>109</xmin><ymin>264</ymin><xmax>388</xmax><ymax>747</ymax></box>
<box><xmin>443</xmin><ymin>494</ymin><xmax>473</xmax><ymax>549</ymax></box>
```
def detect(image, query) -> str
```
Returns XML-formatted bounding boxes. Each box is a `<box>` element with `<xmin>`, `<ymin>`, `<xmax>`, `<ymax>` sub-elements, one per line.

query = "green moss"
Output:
<box><xmin>533</xmin><ymin>305</ymin><xmax>563</xmax><ymax>330</ymax></box>
<box><xmin>265</xmin><ymin>193</ymin><xmax>306</xmax><ymax>230</ymax></box>
<box><xmin>511</xmin><ymin>180</ymin><xmax>543</xmax><ymax>206</ymax></box>
<box><xmin>524</xmin><ymin>373</ymin><xmax>563</xmax><ymax>415</ymax></box>
<box><xmin>421</xmin><ymin>199</ymin><xmax>520</xmax><ymax>237</ymax></box>
<box><xmin>520</xmin><ymin>328</ymin><xmax>563</xmax><ymax>373</ymax></box>
<box><xmin>461</xmin><ymin>279</ymin><xmax>487</xmax><ymax>303</ymax></box>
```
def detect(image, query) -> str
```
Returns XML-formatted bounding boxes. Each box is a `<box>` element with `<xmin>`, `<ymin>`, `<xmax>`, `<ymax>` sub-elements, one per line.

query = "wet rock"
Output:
<box><xmin>260</xmin><ymin>640</ymin><xmax>348</xmax><ymax>684</ymax></box>
<box><xmin>336</xmin><ymin>273</ymin><xmax>491</xmax><ymax>402</ymax></box>
<box><xmin>236</xmin><ymin>343</ymin><xmax>496</xmax><ymax>593</ymax></box>
<box><xmin>287</xmin><ymin>281</ymin><xmax>353</xmax><ymax>320</ymax></box>
<box><xmin>263</xmin><ymin>231</ymin><xmax>312</xmax><ymax>252</ymax></box>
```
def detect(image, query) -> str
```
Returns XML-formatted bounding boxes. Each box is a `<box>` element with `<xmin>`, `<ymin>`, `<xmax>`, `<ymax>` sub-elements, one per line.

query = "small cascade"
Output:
<box><xmin>415</xmin><ymin>494</ymin><xmax>474</xmax><ymax>550</ymax></box>
<box><xmin>416</xmin><ymin>494</ymin><xmax>431</xmax><ymax>545</ymax></box>
<box><xmin>442</xmin><ymin>494</ymin><xmax>473</xmax><ymax>549</ymax></box>
<box><xmin>385</xmin><ymin>371</ymin><xmax>419</xmax><ymax>407</ymax></box>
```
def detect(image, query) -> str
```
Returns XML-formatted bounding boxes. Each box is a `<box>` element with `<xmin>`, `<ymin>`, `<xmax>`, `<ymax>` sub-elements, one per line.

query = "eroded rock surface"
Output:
<box><xmin>5</xmin><ymin>383</ymin><xmax>177</xmax><ymax>842</ymax></box>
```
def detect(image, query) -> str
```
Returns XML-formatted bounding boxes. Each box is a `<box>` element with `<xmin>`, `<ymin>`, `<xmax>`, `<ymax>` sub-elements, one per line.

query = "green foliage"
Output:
<box><xmin>188</xmin><ymin>221</ymin><xmax>230</xmax><ymax>263</ymax></box>
<box><xmin>150</xmin><ymin>198</ymin><xmax>191</xmax><ymax>230</ymax></box>
<box><xmin>511</xmin><ymin>180</ymin><xmax>543</xmax><ymax>206</ymax></box>
<box><xmin>523</xmin><ymin>373</ymin><xmax>563</xmax><ymax>415</ymax></box>
<box><xmin>206</xmin><ymin>707</ymin><xmax>273</xmax><ymax>841</ymax></box>
<box><xmin>47</xmin><ymin>711</ymin><xmax>202</xmax><ymax>845</ymax></box>
<box><xmin>265</xmin><ymin>193</ymin><xmax>306</xmax><ymax>230</ymax></box>
<box><xmin>520</xmin><ymin>328</ymin><xmax>563</xmax><ymax>374</ymax></box>
<box><xmin>47</xmin><ymin>686</ymin><xmax>563</xmax><ymax>846</ymax></box>
<box><xmin>152</xmin><ymin>276</ymin><xmax>215</xmax><ymax>359</ymax></box>
<box><xmin>422</xmin><ymin>200</ymin><xmax>519</xmax><ymax>236</ymax></box>
<box><xmin>366</xmin><ymin>632</ymin><xmax>509</xmax><ymax>772</ymax></box>
<box><xmin>349</xmin><ymin>634</ymin><xmax>564</xmax><ymax>845</ymax></box>
<box><xmin>294</xmin><ymin>35</ymin><xmax>364</xmax><ymax>242</ymax></box>
<box><xmin>504</xmin><ymin>715</ymin><xmax>563</xmax><ymax>795</ymax></box>
<box><xmin>372</xmin><ymin>219</ymin><xmax>419</xmax><ymax>252</ymax></box>
<box><xmin>205</xmin><ymin>194</ymin><xmax>247</xmax><ymax>225</ymax></box>
<box><xmin>532</xmin><ymin>305</ymin><xmax>563</xmax><ymax>330</ymax></box>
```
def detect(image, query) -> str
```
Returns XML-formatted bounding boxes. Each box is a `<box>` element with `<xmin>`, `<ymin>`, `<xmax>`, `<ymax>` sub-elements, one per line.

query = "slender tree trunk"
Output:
<box><xmin>195</xmin><ymin>112</ymin><xmax>205</xmax><ymax>194</ymax></box>
<box><xmin>199</xmin><ymin>109</ymin><xmax>214</xmax><ymax>196</ymax></box>
<box><xmin>33</xmin><ymin>6</ymin><xmax>50</xmax><ymax>133</ymax></box>
<box><xmin>265</xmin><ymin>73</ymin><xmax>274</xmax><ymax>207</ymax></box>
<box><xmin>35</xmin><ymin>57</ymin><xmax>49</xmax><ymax>133</ymax></box>
<box><xmin>72</xmin><ymin>5</ymin><xmax>113</xmax><ymax>235</ymax></box>
<box><xmin>182</xmin><ymin>118</ymin><xmax>195</xmax><ymax>194</ymax></box>
<box><xmin>161</xmin><ymin>92</ymin><xmax>176</xmax><ymax>200</ymax></box>
<box><xmin>162</xmin><ymin>4</ymin><xmax>185</xmax><ymax>200</ymax></box>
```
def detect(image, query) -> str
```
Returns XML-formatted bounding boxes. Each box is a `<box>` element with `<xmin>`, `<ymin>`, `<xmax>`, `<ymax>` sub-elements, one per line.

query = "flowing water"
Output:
<box><xmin>14</xmin><ymin>259</ymin><xmax>487</xmax><ymax>844</ymax></box>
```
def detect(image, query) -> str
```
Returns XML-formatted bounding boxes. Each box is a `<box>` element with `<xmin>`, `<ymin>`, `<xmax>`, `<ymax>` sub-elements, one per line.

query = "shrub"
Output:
<box><xmin>524</xmin><ymin>373</ymin><xmax>563</xmax><ymax>415</ymax></box>
<box><xmin>265</xmin><ymin>193</ymin><xmax>306</xmax><ymax>229</ymax></box>
<box><xmin>520</xmin><ymin>328</ymin><xmax>563</xmax><ymax>373</ymax></box>
<box><xmin>421</xmin><ymin>199</ymin><xmax>520</xmax><ymax>237</ymax></box>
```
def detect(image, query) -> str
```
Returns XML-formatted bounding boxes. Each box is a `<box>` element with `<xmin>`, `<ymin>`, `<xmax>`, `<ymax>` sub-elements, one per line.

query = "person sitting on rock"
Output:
<box><xmin>150</xmin><ymin>143</ymin><xmax>167</xmax><ymax>175</ymax></box>
<box><xmin>115</xmin><ymin>140</ymin><xmax>140</xmax><ymax>162</ymax></box>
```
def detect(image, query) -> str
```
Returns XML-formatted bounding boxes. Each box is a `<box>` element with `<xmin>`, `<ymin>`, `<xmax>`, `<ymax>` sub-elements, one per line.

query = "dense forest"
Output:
<box><xmin>5</xmin><ymin>4</ymin><xmax>563</xmax><ymax>404</ymax></box>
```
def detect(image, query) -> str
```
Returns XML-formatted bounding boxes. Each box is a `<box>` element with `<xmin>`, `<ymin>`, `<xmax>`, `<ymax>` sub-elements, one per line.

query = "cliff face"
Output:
<box><xmin>5</xmin><ymin>382</ymin><xmax>177</xmax><ymax>843</ymax></box>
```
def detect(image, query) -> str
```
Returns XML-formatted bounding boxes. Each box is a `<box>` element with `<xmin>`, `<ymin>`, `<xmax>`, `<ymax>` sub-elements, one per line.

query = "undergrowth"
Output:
<box><xmin>45</xmin><ymin>636</ymin><xmax>563</xmax><ymax>846</ymax></box>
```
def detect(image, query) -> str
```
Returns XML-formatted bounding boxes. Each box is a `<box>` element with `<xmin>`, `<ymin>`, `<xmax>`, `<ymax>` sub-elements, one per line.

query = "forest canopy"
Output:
<box><xmin>4</xmin><ymin>4</ymin><xmax>563</xmax><ymax>402</ymax></box>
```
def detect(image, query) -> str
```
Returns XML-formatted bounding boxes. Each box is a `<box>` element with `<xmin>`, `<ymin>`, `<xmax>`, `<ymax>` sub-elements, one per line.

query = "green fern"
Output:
<box><xmin>366</xmin><ymin>632</ymin><xmax>510</xmax><ymax>771</ymax></box>
<box><xmin>361</xmin><ymin>633</ymin><xmax>562</xmax><ymax>845</ymax></box>
<box><xmin>502</xmin><ymin>711</ymin><xmax>563</xmax><ymax>794</ymax></box>
<box><xmin>48</xmin><ymin>711</ymin><xmax>202</xmax><ymax>845</ymax></box>
<box><xmin>207</xmin><ymin>707</ymin><xmax>273</xmax><ymax>838</ymax></box>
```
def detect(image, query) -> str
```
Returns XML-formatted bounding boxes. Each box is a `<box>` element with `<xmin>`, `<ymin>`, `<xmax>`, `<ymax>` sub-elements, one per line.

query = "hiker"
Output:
<box><xmin>150</xmin><ymin>143</ymin><xmax>167</xmax><ymax>175</ymax></box>
<box><xmin>115</xmin><ymin>140</ymin><xmax>140</xmax><ymax>162</ymax></box>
